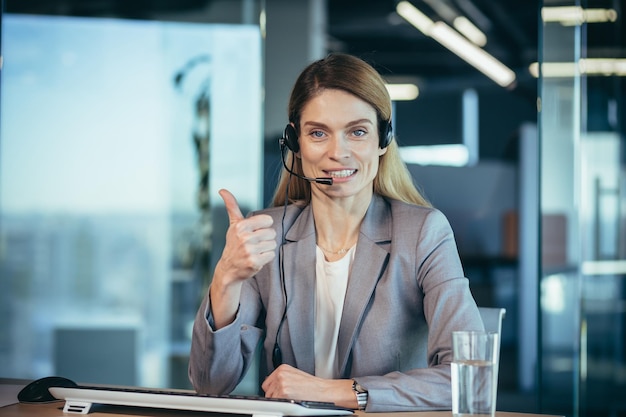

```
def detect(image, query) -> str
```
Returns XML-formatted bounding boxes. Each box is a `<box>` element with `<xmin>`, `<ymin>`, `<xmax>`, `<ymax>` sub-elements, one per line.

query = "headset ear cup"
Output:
<box><xmin>282</xmin><ymin>124</ymin><xmax>299</xmax><ymax>153</ymax></box>
<box><xmin>380</xmin><ymin>122</ymin><xmax>392</xmax><ymax>148</ymax></box>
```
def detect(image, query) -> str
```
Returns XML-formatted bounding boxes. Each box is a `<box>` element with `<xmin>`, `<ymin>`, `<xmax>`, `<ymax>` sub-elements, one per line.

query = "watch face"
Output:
<box><xmin>354</xmin><ymin>382</ymin><xmax>366</xmax><ymax>393</ymax></box>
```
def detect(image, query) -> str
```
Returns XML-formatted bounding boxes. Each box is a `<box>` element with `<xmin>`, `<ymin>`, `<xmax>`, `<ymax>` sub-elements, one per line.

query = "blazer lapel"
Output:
<box><xmin>337</xmin><ymin>195</ymin><xmax>392</xmax><ymax>376</ymax></box>
<box><xmin>278</xmin><ymin>196</ymin><xmax>392</xmax><ymax>377</ymax></box>
<box><xmin>282</xmin><ymin>205</ymin><xmax>317</xmax><ymax>374</ymax></box>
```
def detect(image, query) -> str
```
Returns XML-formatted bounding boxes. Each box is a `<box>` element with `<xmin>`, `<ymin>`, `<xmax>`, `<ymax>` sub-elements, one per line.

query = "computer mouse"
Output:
<box><xmin>17</xmin><ymin>376</ymin><xmax>77</xmax><ymax>403</ymax></box>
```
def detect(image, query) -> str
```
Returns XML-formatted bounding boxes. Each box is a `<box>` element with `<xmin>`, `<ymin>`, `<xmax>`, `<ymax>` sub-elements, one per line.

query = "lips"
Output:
<box><xmin>325</xmin><ymin>169</ymin><xmax>356</xmax><ymax>178</ymax></box>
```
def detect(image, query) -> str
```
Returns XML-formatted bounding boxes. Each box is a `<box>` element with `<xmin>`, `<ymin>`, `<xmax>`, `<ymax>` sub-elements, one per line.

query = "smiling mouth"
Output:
<box><xmin>325</xmin><ymin>169</ymin><xmax>356</xmax><ymax>178</ymax></box>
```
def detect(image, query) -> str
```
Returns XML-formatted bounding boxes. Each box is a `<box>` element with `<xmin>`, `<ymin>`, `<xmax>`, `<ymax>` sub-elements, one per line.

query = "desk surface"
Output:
<box><xmin>0</xmin><ymin>379</ymin><xmax>559</xmax><ymax>417</ymax></box>
<box><xmin>0</xmin><ymin>403</ymin><xmax>559</xmax><ymax>417</ymax></box>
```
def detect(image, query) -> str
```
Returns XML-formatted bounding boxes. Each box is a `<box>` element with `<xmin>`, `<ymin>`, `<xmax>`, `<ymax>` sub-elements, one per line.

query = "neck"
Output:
<box><xmin>311</xmin><ymin>195</ymin><xmax>371</xmax><ymax>253</ymax></box>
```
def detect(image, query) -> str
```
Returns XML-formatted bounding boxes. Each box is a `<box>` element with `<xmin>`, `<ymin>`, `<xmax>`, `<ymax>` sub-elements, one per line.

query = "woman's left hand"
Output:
<box><xmin>261</xmin><ymin>365</ymin><xmax>357</xmax><ymax>409</ymax></box>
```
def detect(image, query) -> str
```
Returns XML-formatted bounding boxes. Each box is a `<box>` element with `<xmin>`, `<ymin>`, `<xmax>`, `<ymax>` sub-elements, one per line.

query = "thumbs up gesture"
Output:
<box><xmin>217</xmin><ymin>189</ymin><xmax>277</xmax><ymax>283</ymax></box>
<box><xmin>209</xmin><ymin>189</ymin><xmax>278</xmax><ymax>329</ymax></box>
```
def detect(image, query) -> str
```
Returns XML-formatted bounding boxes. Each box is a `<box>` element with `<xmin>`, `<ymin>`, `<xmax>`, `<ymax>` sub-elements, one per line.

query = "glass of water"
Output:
<box><xmin>451</xmin><ymin>331</ymin><xmax>499</xmax><ymax>417</ymax></box>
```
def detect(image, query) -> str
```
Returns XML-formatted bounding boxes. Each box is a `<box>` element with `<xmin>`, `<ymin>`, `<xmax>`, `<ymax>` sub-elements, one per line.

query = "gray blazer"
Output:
<box><xmin>189</xmin><ymin>194</ymin><xmax>484</xmax><ymax>411</ymax></box>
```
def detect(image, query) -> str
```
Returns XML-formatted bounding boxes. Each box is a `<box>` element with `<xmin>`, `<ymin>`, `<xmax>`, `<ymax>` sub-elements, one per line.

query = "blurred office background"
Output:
<box><xmin>0</xmin><ymin>1</ymin><xmax>624</xmax><ymax>417</ymax></box>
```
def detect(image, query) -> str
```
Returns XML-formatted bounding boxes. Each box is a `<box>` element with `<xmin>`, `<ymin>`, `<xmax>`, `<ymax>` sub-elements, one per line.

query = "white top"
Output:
<box><xmin>314</xmin><ymin>245</ymin><xmax>356</xmax><ymax>378</ymax></box>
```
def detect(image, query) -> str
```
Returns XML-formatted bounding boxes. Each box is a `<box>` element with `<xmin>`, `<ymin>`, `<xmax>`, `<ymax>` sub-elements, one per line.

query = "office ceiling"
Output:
<box><xmin>327</xmin><ymin>0</ymin><xmax>539</xmax><ymax>97</ymax></box>
<box><xmin>7</xmin><ymin>0</ymin><xmax>539</xmax><ymax>95</ymax></box>
<box><xmin>10</xmin><ymin>0</ymin><xmax>624</xmax><ymax>100</ymax></box>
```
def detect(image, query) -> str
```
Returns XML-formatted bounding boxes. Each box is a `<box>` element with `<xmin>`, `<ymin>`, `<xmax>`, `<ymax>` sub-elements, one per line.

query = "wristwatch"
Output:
<box><xmin>352</xmin><ymin>380</ymin><xmax>368</xmax><ymax>410</ymax></box>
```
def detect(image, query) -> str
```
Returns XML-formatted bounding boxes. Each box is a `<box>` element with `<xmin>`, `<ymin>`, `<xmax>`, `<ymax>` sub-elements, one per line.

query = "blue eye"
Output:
<box><xmin>311</xmin><ymin>130</ymin><xmax>325</xmax><ymax>138</ymax></box>
<box><xmin>353</xmin><ymin>129</ymin><xmax>367</xmax><ymax>137</ymax></box>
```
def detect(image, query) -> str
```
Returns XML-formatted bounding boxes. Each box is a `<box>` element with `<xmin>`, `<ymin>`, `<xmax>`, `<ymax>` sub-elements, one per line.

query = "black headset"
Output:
<box><xmin>281</xmin><ymin>121</ymin><xmax>393</xmax><ymax>153</ymax></box>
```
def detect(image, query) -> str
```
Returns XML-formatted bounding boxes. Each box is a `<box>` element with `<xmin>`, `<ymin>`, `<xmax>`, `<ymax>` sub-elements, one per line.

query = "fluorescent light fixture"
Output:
<box><xmin>386</xmin><ymin>83</ymin><xmax>419</xmax><ymax>101</ymax></box>
<box><xmin>430</xmin><ymin>23</ymin><xmax>515</xmax><ymax>87</ymax></box>
<box><xmin>422</xmin><ymin>0</ymin><xmax>457</xmax><ymax>23</ymax></box>
<box><xmin>541</xmin><ymin>274</ymin><xmax>565</xmax><ymax>313</ymax></box>
<box><xmin>260</xmin><ymin>9</ymin><xmax>266</xmax><ymax>38</ymax></box>
<box><xmin>396</xmin><ymin>1</ymin><xmax>516</xmax><ymax>88</ymax></box>
<box><xmin>542</xmin><ymin>6</ymin><xmax>617</xmax><ymax>25</ymax></box>
<box><xmin>396</xmin><ymin>1</ymin><xmax>435</xmax><ymax>34</ymax></box>
<box><xmin>398</xmin><ymin>144</ymin><xmax>469</xmax><ymax>167</ymax></box>
<box><xmin>582</xmin><ymin>58</ymin><xmax>626</xmax><ymax>75</ymax></box>
<box><xmin>456</xmin><ymin>0</ymin><xmax>493</xmax><ymax>32</ymax></box>
<box><xmin>462</xmin><ymin>89</ymin><xmax>479</xmax><ymax>166</ymax></box>
<box><xmin>581</xmin><ymin>260</ymin><xmax>626</xmax><ymax>275</ymax></box>
<box><xmin>453</xmin><ymin>16</ymin><xmax>487</xmax><ymax>46</ymax></box>
<box><xmin>529</xmin><ymin>59</ymin><xmax>626</xmax><ymax>77</ymax></box>
<box><xmin>583</xmin><ymin>8</ymin><xmax>618</xmax><ymax>23</ymax></box>
<box><xmin>423</xmin><ymin>0</ymin><xmax>488</xmax><ymax>46</ymax></box>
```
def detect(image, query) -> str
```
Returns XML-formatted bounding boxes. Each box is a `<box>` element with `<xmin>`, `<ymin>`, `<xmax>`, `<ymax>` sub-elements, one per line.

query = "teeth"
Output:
<box><xmin>328</xmin><ymin>170</ymin><xmax>355</xmax><ymax>178</ymax></box>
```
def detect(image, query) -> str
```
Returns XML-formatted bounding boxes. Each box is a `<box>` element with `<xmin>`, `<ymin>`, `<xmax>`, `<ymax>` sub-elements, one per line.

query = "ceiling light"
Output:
<box><xmin>583</xmin><ymin>8</ymin><xmax>618</xmax><ymax>23</ymax></box>
<box><xmin>453</xmin><ymin>16</ymin><xmax>487</xmax><ymax>46</ymax></box>
<box><xmin>399</xmin><ymin>144</ymin><xmax>469</xmax><ymax>167</ymax></box>
<box><xmin>422</xmin><ymin>0</ymin><xmax>488</xmax><ymax>46</ymax></box>
<box><xmin>396</xmin><ymin>1</ymin><xmax>434</xmax><ymax>34</ymax></box>
<box><xmin>397</xmin><ymin>1</ymin><xmax>516</xmax><ymax>88</ymax></box>
<box><xmin>582</xmin><ymin>260</ymin><xmax>626</xmax><ymax>275</ymax></box>
<box><xmin>455</xmin><ymin>0</ymin><xmax>493</xmax><ymax>32</ymax></box>
<box><xmin>430</xmin><ymin>23</ymin><xmax>515</xmax><ymax>87</ymax></box>
<box><xmin>529</xmin><ymin>59</ymin><xmax>626</xmax><ymax>77</ymax></box>
<box><xmin>385</xmin><ymin>83</ymin><xmax>419</xmax><ymax>101</ymax></box>
<box><xmin>541</xmin><ymin>6</ymin><xmax>617</xmax><ymax>25</ymax></box>
<box><xmin>422</xmin><ymin>0</ymin><xmax>457</xmax><ymax>22</ymax></box>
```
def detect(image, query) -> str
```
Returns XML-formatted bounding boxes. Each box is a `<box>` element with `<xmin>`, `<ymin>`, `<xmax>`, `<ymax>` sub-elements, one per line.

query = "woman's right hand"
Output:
<box><xmin>210</xmin><ymin>189</ymin><xmax>277</xmax><ymax>328</ymax></box>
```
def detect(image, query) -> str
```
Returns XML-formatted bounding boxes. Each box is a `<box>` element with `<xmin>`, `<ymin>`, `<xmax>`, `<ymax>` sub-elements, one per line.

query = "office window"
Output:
<box><xmin>0</xmin><ymin>13</ymin><xmax>262</xmax><ymax>388</ymax></box>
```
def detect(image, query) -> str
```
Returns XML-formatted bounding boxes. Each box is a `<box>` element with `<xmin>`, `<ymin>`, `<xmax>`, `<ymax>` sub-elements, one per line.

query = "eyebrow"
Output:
<box><xmin>302</xmin><ymin>119</ymin><xmax>375</xmax><ymax>130</ymax></box>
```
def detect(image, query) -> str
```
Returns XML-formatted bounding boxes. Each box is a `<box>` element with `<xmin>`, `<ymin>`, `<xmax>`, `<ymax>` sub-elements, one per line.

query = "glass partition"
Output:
<box><xmin>539</xmin><ymin>1</ymin><xmax>626</xmax><ymax>416</ymax></box>
<box><xmin>0</xmin><ymin>2</ymin><xmax>264</xmax><ymax>390</ymax></box>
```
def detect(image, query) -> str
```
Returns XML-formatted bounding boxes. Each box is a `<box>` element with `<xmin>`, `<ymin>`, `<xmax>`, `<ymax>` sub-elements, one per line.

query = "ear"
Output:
<box><xmin>378</xmin><ymin>146</ymin><xmax>388</xmax><ymax>157</ymax></box>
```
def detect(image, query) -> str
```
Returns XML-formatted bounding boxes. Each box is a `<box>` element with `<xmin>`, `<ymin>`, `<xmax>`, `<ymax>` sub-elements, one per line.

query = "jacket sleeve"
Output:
<box><xmin>188</xmin><ymin>278</ymin><xmax>265</xmax><ymax>394</ymax></box>
<box><xmin>356</xmin><ymin>208</ymin><xmax>484</xmax><ymax>412</ymax></box>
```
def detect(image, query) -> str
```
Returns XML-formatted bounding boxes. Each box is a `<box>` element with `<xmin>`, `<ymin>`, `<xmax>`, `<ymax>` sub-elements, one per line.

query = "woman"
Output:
<box><xmin>189</xmin><ymin>53</ymin><xmax>483</xmax><ymax>412</ymax></box>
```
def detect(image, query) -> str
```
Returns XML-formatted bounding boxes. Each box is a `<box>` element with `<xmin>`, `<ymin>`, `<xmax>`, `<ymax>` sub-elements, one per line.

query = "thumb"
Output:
<box><xmin>219</xmin><ymin>189</ymin><xmax>245</xmax><ymax>223</ymax></box>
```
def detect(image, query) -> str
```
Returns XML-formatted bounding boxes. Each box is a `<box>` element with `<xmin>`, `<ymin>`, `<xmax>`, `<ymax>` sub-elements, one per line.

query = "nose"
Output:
<box><xmin>327</xmin><ymin>135</ymin><xmax>350</xmax><ymax>159</ymax></box>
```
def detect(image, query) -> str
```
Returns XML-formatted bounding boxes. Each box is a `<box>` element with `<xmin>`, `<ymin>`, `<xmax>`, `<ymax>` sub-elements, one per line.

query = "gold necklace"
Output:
<box><xmin>317</xmin><ymin>243</ymin><xmax>353</xmax><ymax>255</ymax></box>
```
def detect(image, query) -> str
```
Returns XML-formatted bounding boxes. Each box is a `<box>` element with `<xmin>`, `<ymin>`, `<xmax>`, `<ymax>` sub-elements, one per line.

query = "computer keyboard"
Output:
<box><xmin>49</xmin><ymin>384</ymin><xmax>355</xmax><ymax>416</ymax></box>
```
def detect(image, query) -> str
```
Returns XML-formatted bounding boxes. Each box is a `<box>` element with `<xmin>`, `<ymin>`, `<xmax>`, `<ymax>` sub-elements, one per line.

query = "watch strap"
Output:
<box><xmin>351</xmin><ymin>380</ymin><xmax>368</xmax><ymax>410</ymax></box>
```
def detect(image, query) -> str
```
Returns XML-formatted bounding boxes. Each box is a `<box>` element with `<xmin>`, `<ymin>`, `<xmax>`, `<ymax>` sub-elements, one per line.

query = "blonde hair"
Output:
<box><xmin>271</xmin><ymin>53</ymin><xmax>430</xmax><ymax>208</ymax></box>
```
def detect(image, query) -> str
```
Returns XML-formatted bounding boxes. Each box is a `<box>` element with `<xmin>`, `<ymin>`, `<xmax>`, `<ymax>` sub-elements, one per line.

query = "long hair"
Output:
<box><xmin>271</xmin><ymin>53</ymin><xmax>430</xmax><ymax>208</ymax></box>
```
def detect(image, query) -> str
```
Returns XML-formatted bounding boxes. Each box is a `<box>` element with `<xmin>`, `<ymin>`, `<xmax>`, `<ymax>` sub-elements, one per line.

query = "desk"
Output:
<box><xmin>0</xmin><ymin>380</ymin><xmax>559</xmax><ymax>417</ymax></box>
<box><xmin>0</xmin><ymin>403</ymin><xmax>560</xmax><ymax>417</ymax></box>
